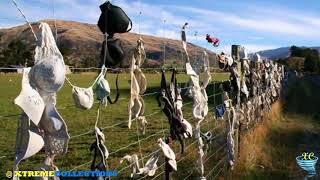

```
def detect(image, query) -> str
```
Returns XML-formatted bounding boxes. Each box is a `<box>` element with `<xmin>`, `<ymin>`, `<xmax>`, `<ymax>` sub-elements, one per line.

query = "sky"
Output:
<box><xmin>0</xmin><ymin>0</ymin><xmax>319</xmax><ymax>53</ymax></box>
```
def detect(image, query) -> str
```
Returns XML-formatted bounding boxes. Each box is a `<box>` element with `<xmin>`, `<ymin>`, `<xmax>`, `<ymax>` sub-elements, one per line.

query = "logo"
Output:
<box><xmin>5</xmin><ymin>170</ymin><xmax>118</xmax><ymax>178</ymax></box>
<box><xmin>296</xmin><ymin>152</ymin><xmax>318</xmax><ymax>177</ymax></box>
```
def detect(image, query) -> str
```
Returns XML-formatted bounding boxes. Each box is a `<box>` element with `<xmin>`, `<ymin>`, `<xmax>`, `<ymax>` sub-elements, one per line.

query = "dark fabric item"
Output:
<box><xmin>181</xmin><ymin>23</ymin><xmax>188</xmax><ymax>42</ymax></box>
<box><xmin>215</xmin><ymin>104</ymin><xmax>225</xmax><ymax>118</ymax></box>
<box><xmin>90</xmin><ymin>131</ymin><xmax>107</xmax><ymax>171</ymax></box>
<box><xmin>230</xmin><ymin>77</ymin><xmax>239</xmax><ymax>92</ymax></box>
<box><xmin>107</xmin><ymin>73</ymin><xmax>119</xmax><ymax>104</ymax></box>
<box><xmin>100</xmin><ymin>37</ymin><xmax>124</xmax><ymax>67</ymax></box>
<box><xmin>222</xmin><ymin>81</ymin><xmax>232</xmax><ymax>92</ymax></box>
<box><xmin>157</xmin><ymin>69</ymin><xmax>189</xmax><ymax>154</ymax></box>
<box><xmin>219</xmin><ymin>61</ymin><xmax>226</xmax><ymax>70</ymax></box>
<box><xmin>97</xmin><ymin>1</ymin><xmax>132</xmax><ymax>35</ymax></box>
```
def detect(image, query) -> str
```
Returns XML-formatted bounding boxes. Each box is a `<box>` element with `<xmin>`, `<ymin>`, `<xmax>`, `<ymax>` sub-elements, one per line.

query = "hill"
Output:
<box><xmin>256</xmin><ymin>46</ymin><xmax>320</xmax><ymax>60</ymax></box>
<box><xmin>0</xmin><ymin>19</ymin><xmax>218</xmax><ymax>68</ymax></box>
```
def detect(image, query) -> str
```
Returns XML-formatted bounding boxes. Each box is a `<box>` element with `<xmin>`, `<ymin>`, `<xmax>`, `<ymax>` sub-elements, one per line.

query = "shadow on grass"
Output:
<box><xmin>283</xmin><ymin>78</ymin><xmax>320</xmax><ymax>121</ymax></box>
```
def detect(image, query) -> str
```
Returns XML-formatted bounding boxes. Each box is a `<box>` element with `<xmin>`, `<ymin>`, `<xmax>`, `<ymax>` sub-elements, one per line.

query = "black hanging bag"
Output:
<box><xmin>97</xmin><ymin>1</ymin><xmax>132</xmax><ymax>36</ymax></box>
<box><xmin>100</xmin><ymin>37</ymin><xmax>124</xmax><ymax>67</ymax></box>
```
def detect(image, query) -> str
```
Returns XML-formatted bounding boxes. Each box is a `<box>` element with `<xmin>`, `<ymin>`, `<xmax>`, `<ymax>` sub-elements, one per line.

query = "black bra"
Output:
<box><xmin>97</xmin><ymin>1</ymin><xmax>132</xmax><ymax>36</ymax></box>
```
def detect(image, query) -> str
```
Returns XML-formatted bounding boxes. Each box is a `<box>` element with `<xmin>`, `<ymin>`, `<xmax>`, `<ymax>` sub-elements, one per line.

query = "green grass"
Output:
<box><xmin>0</xmin><ymin>72</ymin><xmax>229</xmax><ymax>179</ymax></box>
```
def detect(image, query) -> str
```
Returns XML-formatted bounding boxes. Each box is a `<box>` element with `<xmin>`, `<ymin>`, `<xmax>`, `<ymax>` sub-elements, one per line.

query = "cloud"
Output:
<box><xmin>174</xmin><ymin>6</ymin><xmax>320</xmax><ymax>38</ymax></box>
<box><xmin>1</xmin><ymin>0</ymin><xmax>319</xmax><ymax>52</ymax></box>
<box><xmin>215</xmin><ymin>44</ymin><xmax>277</xmax><ymax>54</ymax></box>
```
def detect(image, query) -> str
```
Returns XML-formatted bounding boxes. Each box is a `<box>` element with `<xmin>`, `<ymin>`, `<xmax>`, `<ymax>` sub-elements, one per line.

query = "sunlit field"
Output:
<box><xmin>0</xmin><ymin>72</ymin><xmax>229</xmax><ymax>179</ymax></box>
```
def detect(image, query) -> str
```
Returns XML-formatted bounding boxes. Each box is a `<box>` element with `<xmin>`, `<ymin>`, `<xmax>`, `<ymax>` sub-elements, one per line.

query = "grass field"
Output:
<box><xmin>0</xmin><ymin>72</ymin><xmax>229</xmax><ymax>179</ymax></box>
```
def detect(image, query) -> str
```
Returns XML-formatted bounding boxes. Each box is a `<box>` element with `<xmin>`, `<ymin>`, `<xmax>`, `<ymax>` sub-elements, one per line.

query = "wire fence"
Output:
<box><xmin>0</xmin><ymin>68</ymin><xmax>229</xmax><ymax>179</ymax></box>
<box><xmin>1</xmin><ymin>3</ymin><xmax>286</xmax><ymax>178</ymax></box>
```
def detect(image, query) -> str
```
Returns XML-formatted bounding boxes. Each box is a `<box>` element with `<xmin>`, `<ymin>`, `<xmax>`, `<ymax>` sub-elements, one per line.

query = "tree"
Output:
<box><xmin>0</xmin><ymin>40</ymin><xmax>32</xmax><ymax>67</ymax></box>
<box><xmin>82</xmin><ymin>56</ymin><xmax>97</xmax><ymax>68</ymax></box>
<box><xmin>58</xmin><ymin>42</ymin><xmax>72</xmax><ymax>65</ymax></box>
<box><xmin>304</xmin><ymin>54</ymin><xmax>320</xmax><ymax>73</ymax></box>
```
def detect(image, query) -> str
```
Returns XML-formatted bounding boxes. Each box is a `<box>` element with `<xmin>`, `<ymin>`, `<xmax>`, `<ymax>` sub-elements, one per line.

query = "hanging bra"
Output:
<box><xmin>128</xmin><ymin>38</ymin><xmax>147</xmax><ymax>128</ymax></box>
<box><xmin>157</xmin><ymin>69</ymin><xmax>192</xmax><ymax>153</ymax></box>
<box><xmin>158</xmin><ymin>138</ymin><xmax>177</xmax><ymax>171</ymax></box>
<box><xmin>14</xmin><ymin>68</ymin><xmax>45</xmax><ymax>125</ymax></box>
<box><xmin>97</xmin><ymin>1</ymin><xmax>132</xmax><ymax>36</ymax></box>
<box><xmin>39</xmin><ymin>103</ymin><xmax>69</xmax><ymax>155</ymax></box>
<box><xmin>90</xmin><ymin>127</ymin><xmax>109</xmax><ymax>171</ymax></box>
<box><xmin>72</xmin><ymin>86</ymin><xmax>94</xmax><ymax>110</ymax></box>
<box><xmin>69</xmin><ymin>66</ymin><xmax>119</xmax><ymax>109</ymax></box>
<box><xmin>14</xmin><ymin>113</ymin><xmax>44</xmax><ymax>170</ymax></box>
<box><xmin>215</xmin><ymin>104</ymin><xmax>226</xmax><ymax>119</ymax></box>
<box><xmin>30</xmin><ymin>22</ymin><xmax>65</xmax><ymax>94</ymax></box>
<box><xmin>100</xmin><ymin>36</ymin><xmax>125</xmax><ymax>67</ymax></box>
<box><xmin>120</xmin><ymin>152</ymin><xmax>160</xmax><ymax>177</ymax></box>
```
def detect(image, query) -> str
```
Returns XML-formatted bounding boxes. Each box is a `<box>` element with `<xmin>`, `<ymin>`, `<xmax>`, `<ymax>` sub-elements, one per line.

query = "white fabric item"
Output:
<box><xmin>252</xmin><ymin>53</ymin><xmax>262</xmax><ymax>62</ymax></box>
<box><xmin>30</xmin><ymin>22</ymin><xmax>65</xmax><ymax>94</ymax></box>
<box><xmin>95</xmin><ymin>67</ymin><xmax>111</xmax><ymax>105</ymax></box>
<box><xmin>239</xmin><ymin>47</ymin><xmax>249</xmax><ymax>60</ymax></box>
<box><xmin>202</xmin><ymin>51</ymin><xmax>212</xmax><ymax>89</ymax></box>
<box><xmin>121</xmin><ymin>152</ymin><xmax>159</xmax><ymax>177</ymax></box>
<box><xmin>138</xmin><ymin>152</ymin><xmax>160</xmax><ymax>177</ymax></box>
<box><xmin>194</xmin><ymin>122</ymin><xmax>205</xmax><ymax>176</ymax></box>
<box><xmin>128</xmin><ymin>39</ymin><xmax>147</xmax><ymax>129</ymax></box>
<box><xmin>181</xmin><ymin>118</ymin><xmax>193</xmax><ymax>138</ymax></box>
<box><xmin>190</xmin><ymin>86</ymin><xmax>208</xmax><ymax>120</ymax></box>
<box><xmin>134</xmin><ymin>69</ymin><xmax>147</xmax><ymax>94</ymax></box>
<box><xmin>175</xmin><ymin>90</ymin><xmax>193</xmax><ymax>138</ymax></box>
<box><xmin>128</xmin><ymin>74</ymin><xmax>144</xmax><ymax>128</ymax></box>
<box><xmin>120</xmin><ymin>154</ymin><xmax>140</xmax><ymax>178</ymax></box>
<box><xmin>137</xmin><ymin>116</ymin><xmax>147</xmax><ymax>135</ymax></box>
<box><xmin>224</xmin><ymin>97</ymin><xmax>236</xmax><ymax>168</ymax></box>
<box><xmin>14</xmin><ymin>114</ymin><xmax>44</xmax><ymax>170</ymax></box>
<box><xmin>186</xmin><ymin>62</ymin><xmax>197</xmax><ymax>76</ymax></box>
<box><xmin>226</xmin><ymin>55</ymin><xmax>234</xmax><ymax>67</ymax></box>
<box><xmin>187</xmin><ymin>63</ymin><xmax>209</xmax><ymax>120</ymax></box>
<box><xmin>241</xmin><ymin>78</ymin><xmax>249</xmax><ymax>98</ymax></box>
<box><xmin>72</xmin><ymin>86</ymin><xmax>94</xmax><ymax>110</ymax></box>
<box><xmin>14</xmin><ymin>68</ymin><xmax>45</xmax><ymax>125</ymax></box>
<box><xmin>95</xmin><ymin>127</ymin><xmax>109</xmax><ymax>160</ymax></box>
<box><xmin>92</xmin><ymin>127</ymin><xmax>109</xmax><ymax>173</ymax></box>
<box><xmin>158</xmin><ymin>138</ymin><xmax>177</xmax><ymax>171</ymax></box>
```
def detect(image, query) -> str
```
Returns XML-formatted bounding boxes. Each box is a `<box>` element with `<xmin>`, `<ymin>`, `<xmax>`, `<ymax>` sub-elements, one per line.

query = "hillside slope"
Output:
<box><xmin>256</xmin><ymin>47</ymin><xmax>320</xmax><ymax>60</ymax></box>
<box><xmin>0</xmin><ymin>19</ymin><xmax>217</xmax><ymax>67</ymax></box>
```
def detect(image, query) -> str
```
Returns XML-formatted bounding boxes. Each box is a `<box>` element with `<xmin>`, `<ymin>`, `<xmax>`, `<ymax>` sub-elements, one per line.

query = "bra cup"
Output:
<box><xmin>101</xmin><ymin>38</ymin><xmax>125</xmax><ymax>67</ymax></box>
<box><xmin>72</xmin><ymin>87</ymin><xmax>94</xmax><ymax>110</ymax></box>
<box><xmin>108</xmin><ymin>38</ymin><xmax>124</xmax><ymax>61</ymax></box>
<box><xmin>98</xmin><ymin>1</ymin><xmax>132</xmax><ymax>35</ymax></box>
<box><xmin>39</xmin><ymin>104</ymin><xmax>69</xmax><ymax>155</ymax></box>
<box><xmin>30</xmin><ymin>22</ymin><xmax>65</xmax><ymax>93</ymax></box>
<box><xmin>15</xmin><ymin>68</ymin><xmax>45</xmax><ymax>125</ymax></box>
<box><xmin>14</xmin><ymin>114</ymin><xmax>44</xmax><ymax>169</ymax></box>
<box><xmin>96</xmin><ymin>76</ymin><xmax>110</xmax><ymax>101</ymax></box>
<box><xmin>30</xmin><ymin>56</ymin><xmax>65</xmax><ymax>93</ymax></box>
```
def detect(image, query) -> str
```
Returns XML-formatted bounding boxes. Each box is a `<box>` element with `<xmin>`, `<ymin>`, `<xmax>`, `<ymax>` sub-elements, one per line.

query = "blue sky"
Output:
<box><xmin>0</xmin><ymin>0</ymin><xmax>319</xmax><ymax>53</ymax></box>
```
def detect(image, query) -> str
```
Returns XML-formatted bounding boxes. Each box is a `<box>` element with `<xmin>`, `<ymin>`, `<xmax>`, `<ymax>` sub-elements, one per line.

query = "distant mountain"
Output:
<box><xmin>256</xmin><ymin>46</ymin><xmax>320</xmax><ymax>60</ymax></box>
<box><xmin>0</xmin><ymin>19</ymin><xmax>217</xmax><ymax>67</ymax></box>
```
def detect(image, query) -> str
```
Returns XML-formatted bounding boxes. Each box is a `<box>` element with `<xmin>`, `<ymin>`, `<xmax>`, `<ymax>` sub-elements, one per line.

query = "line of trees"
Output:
<box><xmin>0</xmin><ymin>40</ymin><xmax>98</xmax><ymax>68</ymax></box>
<box><xmin>0</xmin><ymin>40</ymin><xmax>33</xmax><ymax>67</ymax></box>
<box><xmin>278</xmin><ymin>46</ymin><xmax>320</xmax><ymax>74</ymax></box>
